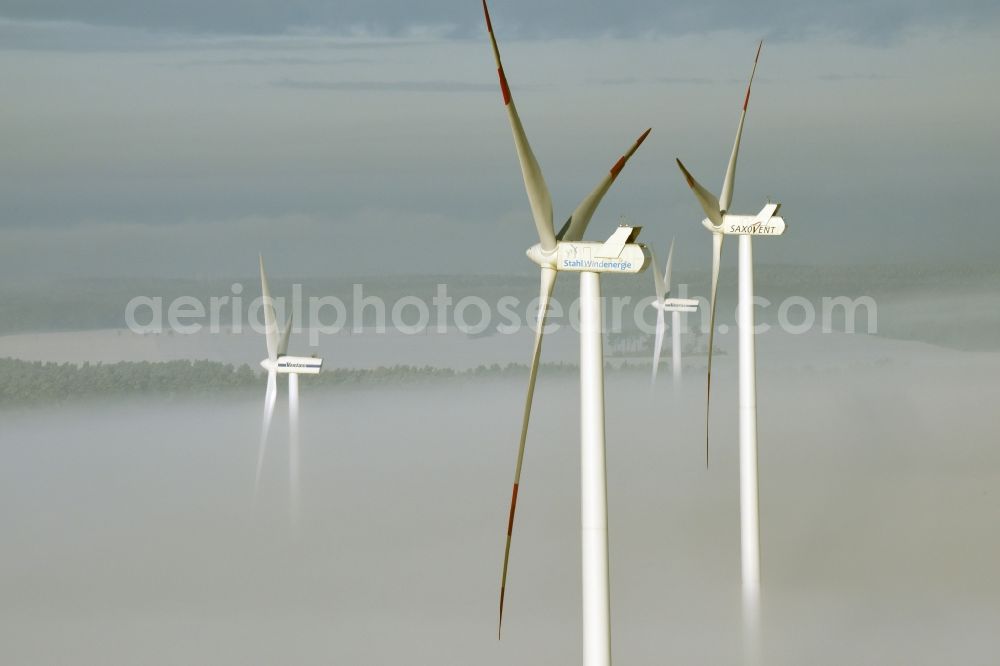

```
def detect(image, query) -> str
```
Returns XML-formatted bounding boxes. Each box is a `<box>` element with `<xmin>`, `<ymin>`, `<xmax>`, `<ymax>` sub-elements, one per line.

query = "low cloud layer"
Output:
<box><xmin>2</xmin><ymin>332</ymin><xmax>999</xmax><ymax>664</ymax></box>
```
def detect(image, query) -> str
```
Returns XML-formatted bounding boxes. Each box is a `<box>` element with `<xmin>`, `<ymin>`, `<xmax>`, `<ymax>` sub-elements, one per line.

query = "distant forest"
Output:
<box><xmin>0</xmin><ymin>358</ymin><xmax>583</xmax><ymax>406</ymax></box>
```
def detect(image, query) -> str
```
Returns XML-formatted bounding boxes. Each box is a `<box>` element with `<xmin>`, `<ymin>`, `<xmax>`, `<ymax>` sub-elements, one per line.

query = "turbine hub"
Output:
<box><xmin>702</xmin><ymin>217</ymin><xmax>724</xmax><ymax>233</ymax></box>
<box><xmin>526</xmin><ymin>243</ymin><xmax>557</xmax><ymax>269</ymax></box>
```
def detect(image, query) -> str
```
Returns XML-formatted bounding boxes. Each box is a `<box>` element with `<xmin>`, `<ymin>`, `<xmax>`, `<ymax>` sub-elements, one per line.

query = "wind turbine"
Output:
<box><xmin>673</xmin><ymin>42</ymin><xmax>786</xmax><ymax>630</ymax></box>
<box><xmin>483</xmin><ymin>2</ymin><xmax>651</xmax><ymax>662</ymax></box>
<box><xmin>255</xmin><ymin>255</ymin><xmax>323</xmax><ymax>525</ymax></box>
<box><xmin>649</xmin><ymin>238</ymin><xmax>699</xmax><ymax>389</ymax></box>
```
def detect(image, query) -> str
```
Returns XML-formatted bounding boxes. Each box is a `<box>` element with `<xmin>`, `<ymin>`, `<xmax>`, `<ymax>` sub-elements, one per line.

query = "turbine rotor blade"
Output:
<box><xmin>676</xmin><ymin>159</ymin><xmax>723</xmax><ymax>228</ymax></box>
<box><xmin>651</xmin><ymin>309</ymin><xmax>665</xmax><ymax>386</ymax></box>
<box><xmin>664</xmin><ymin>237</ymin><xmax>675</xmax><ymax>296</ymax></box>
<box><xmin>499</xmin><ymin>265</ymin><xmax>557</xmax><ymax>638</ymax></box>
<box><xmin>259</xmin><ymin>255</ymin><xmax>278</xmax><ymax>363</ymax></box>
<box><xmin>254</xmin><ymin>370</ymin><xmax>278</xmax><ymax>495</ymax></box>
<box><xmin>719</xmin><ymin>41</ymin><xmax>762</xmax><ymax>213</ymax></box>
<box><xmin>277</xmin><ymin>314</ymin><xmax>293</xmax><ymax>357</ymax></box>
<box><xmin>650</xmin><ymin>247</ymin><xmax>666</xmax><ymax>303</ymax></box>
<box><xmin>705</xmin><ymin>232</ymin><xmax>723</xmax><ymax>467</ymax></box>
<box><xmin>559</xmin><ymin>128</ymin><xmax>652</xmax><ymax>242</ymax></box>
<box><xmin>483</xmin><ymin>0</ymin><xmax>556</xmax><ymax>251</ymax></box>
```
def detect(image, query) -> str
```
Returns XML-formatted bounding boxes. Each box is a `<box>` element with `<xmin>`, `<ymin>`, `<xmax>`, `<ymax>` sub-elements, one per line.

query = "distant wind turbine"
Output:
<box><xmin>255</xmin><ymin>256</ymin><xmax>323</xmax><ymax>526</ymax></box>
<box><xmin>649</xmin><ymin>238</ymin><xmax>699</xmax><ymax>389</ymax></box>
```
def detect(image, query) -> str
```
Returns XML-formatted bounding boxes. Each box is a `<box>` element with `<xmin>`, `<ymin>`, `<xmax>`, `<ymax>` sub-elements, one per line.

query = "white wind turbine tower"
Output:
<box><xmin>255</xmin><ymin>256</ymin><xmax>323</xmax><ymax>526</ymax></box>
<box><xmin>649</xmin><ymin>238</ymin><xmax>699</xmax><ymax>389</ymax></box>
<box><xmin>484</xmin><ymin>2</ymin><xmax>651</xmax><ymax>663</ymax></box>
<box><xmin>673</xmin><ymin>42</ymin><xmax>786</xmax><ymax>642</ymax></box>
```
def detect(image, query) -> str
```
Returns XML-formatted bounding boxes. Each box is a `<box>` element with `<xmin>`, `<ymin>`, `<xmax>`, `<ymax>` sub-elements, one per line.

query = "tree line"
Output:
<box><xmin>0</xmin><ymin>357</ymin><xmax>581</xmax><ymax>406</ymax></box>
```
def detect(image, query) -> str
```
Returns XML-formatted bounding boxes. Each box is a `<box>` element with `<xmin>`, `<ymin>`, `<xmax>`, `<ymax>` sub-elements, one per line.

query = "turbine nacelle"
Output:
<box><xmin>651</xmin><ymin>298</ymin><xmax>699</xmax><ymax>313</ymax></box>
<box><xmin>699</xmin><ymin>202</ymin><xmax>786</xmax><ymax>236</ymax></box>
<box><xmin>259</xmin><ymin>356</ymin><xmax>323</xmax><ymax>375</ymax></box>
<box><xmin>526</xmin><ymin>226</ymin><xmax>651</xmax><ymax>275</ymax></box>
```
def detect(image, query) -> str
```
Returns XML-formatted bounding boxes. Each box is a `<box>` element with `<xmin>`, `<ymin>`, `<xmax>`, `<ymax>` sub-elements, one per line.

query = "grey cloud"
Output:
<box><xmin>0</xmin><ymin>17</ymin><xmax>437</xmax><ymax>53</ymax></box>
<box><xmin>0</xmin><ymin>1</ymin><xmax>998</xmax><ymax>42</ymax></box>
<box><xmin>272</xmin><ymin>78</ymin><xmax>494</xmax><ymax>92</ymax></box>
<box><xmin>172</xmin><ymin>56</ymin><xmax>371</xmax><ymax>68</ymax></box>
<box><xmin>1</xmin><ymin>5</ymin><xmax>998</xmax><ymax>277</ymax></box>
<box><xmin>596</xmin><ymin>76</ymin><xmax>722</xmax><ymax>87</ymax></box>
<box><xmin>817</xmin><ymin>72</ymin><xmax>901</xmax><ymax>82</ymax></box>
<box><xmin>0</xmin><ymin>18</ymin><xmax>171</xmax><ymax>51</ymax></box>
<box><xmin>593</xmin><ymin>77</ymin><xmax>641</xmax><ymax>87</ymax></box>
<box><xmin>655</xmin><ymin>76</ymin><xmax>722</xmax><ymax>85</ymax></box>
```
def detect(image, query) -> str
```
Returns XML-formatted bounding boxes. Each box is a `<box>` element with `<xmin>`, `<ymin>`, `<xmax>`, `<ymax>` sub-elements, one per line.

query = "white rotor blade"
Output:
<box><xmin>664</xmin><ymin>237</ymin><xmax>675</xmax><ymax>296</ymax></box>
<box><xmin>650</xmin><ymin>247</ymin><xmax>666</xmax><ymax>303</ymax></box>
<box><xmin>499</xmin><ymin>265</ymin><xmax>557</xmax><ymax>637</ymax></box>
<box><xmin>705</xmin><ymin>232</ymin><xmax>723</xmax><ymax>467</ymax></box>
<box><xmin>277</xmin><ymin>314</ymin><xmax>293</xmax><ymax>357</ymax></box>
<box><xmin>259</xmin><ymin>255</ymin><xmax>278</xmax><ymax>363</ymax></box>
<box><xmin>559</xmin><ymin>128</ymin><xmax>652</xmax><ymax>242</ymax></box>
<box><xmin>483</xmin><ymin>0</ymin><xmax>555</xmax><ymax>252</ymax></box>
<box><xmin>719</xmin><ymin>41</ymin><xmax>762</xmax><ymax>213</ymax></box>
<box><xmin>288</xmin><ymin>373</ymin><xmax>300</xmax><ymax>530</ymax></box>
<box><xmin>254</xmin><ymin>370</ymin><xmax>278</xmax><ymax>495</ymax></box>
<box><xmin>651</xmin><ymin>308</ymin><xmax>665</xmax><ymax>386</ymax></box>
<box><xmin>676</xmin><ymin>159</ymin><xmax>723</xmax><ymax>228</ymax></box>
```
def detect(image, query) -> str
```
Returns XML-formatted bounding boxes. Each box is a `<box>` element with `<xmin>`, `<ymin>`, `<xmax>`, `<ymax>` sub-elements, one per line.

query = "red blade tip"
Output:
<box><xmin>611</xmin><ymin>128</ymin><xmax>652</xmax><ymax>177</ymax></box>
<box><xmin>498</xmin><ymin>67</ymin><xmax>511</xmax><ymax>105</ymax></box>
<box><xmin>498</xmin><ymin>586</ymin><xmax>506</xmax><ymax>639</ymax></box>
<box><xmin>483</xmin><ymin>0</ymin><xmax>493</xmax><ymax>33</ymax></box>
<box><xmin>506</xmin><ymin>483</ymin><xmax>519</xmax><ymax>535</ymax></box>
<box><xmin>743</xmin><ymin>42</ymin><xmax>763</xmax><ymax>111</ymax></box>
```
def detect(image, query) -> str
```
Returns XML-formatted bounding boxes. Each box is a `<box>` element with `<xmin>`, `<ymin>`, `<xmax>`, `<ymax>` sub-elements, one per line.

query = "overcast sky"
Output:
<box><xmin>0</xmin><ymin>1</ymin><xmax>998</xmax><ymax>278</ymax></box>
